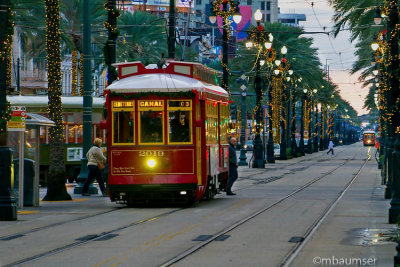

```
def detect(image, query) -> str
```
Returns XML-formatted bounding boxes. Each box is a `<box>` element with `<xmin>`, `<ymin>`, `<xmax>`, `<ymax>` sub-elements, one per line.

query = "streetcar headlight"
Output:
<box><xmin>147</xmin><ymin>159</ymin><xmax>156</xmax><ymax>168</ymax></box>
<box><xmin>180</xmin><ymin>191</ymin><xmax>187</xmax><ymax>195</ymax></box>
<box><xmin>367</xmin><ymin>140</ymin><xmax>371</xmax><ymax>143</ymax></box>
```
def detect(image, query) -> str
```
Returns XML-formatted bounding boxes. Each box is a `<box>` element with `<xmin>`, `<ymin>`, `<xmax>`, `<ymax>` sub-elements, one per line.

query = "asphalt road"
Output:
<box><xmin>0</xmin><ymin>142</ymin><xmax>394</xmax><ymax>267</ymax></box>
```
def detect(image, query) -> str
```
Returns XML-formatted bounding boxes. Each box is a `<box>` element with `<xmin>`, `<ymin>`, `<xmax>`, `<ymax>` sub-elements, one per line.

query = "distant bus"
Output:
<box><xmin>363</xmin><ymin>130</ymin><xmax>376</xmax><ymax>146</ymax></box>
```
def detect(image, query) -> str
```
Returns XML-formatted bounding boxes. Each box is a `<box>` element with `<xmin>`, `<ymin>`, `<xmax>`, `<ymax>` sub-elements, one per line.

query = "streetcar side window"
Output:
<box><xmin>138</xmin><ymin>100</ymin><xmax>164</xmax><ymax>145</ymax></box>
<box><xmin>111</xmin><ymin>101</ymin><xmax>135</xmax><ymax>145</ymax></box>
<box><xmin>219</xmin><ymin>104</ymin><xmax>229</xmax><ymax>144</ymax></box>
<box><xmin>113</xmin><ymin>111</ymin><xmax>134</xmax><ymax>144</ymax></box>
<box><xmin>168</xmin><ymin>100</ymin><xmax>192</xmax><ymax>144</ymax></box>
<box><xmin>206</xmin><ymin>102</ymin><xmax>218</xmax><ymax>144</ymax></box>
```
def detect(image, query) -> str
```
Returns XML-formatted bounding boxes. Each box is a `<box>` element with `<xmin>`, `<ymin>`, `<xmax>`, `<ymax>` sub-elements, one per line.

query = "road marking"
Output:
<box><xmin>40</xmin><ymin>198</ymin><xmax>89</xmax><ymax>202</ymax></box>
<box><xmin>17</xmin><ymin>211</ymin><xmax>39</xmax><ymax>215</ymax></box>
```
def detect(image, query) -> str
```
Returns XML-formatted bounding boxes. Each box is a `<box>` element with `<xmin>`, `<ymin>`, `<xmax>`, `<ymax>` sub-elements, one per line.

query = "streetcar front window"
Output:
<box><xmin>169</xmin><ymin>110</ymin><xmax>191</xmax><ymax>143</ymax></box>
<box><xmin>140</xmin><ymin>111</ymin><xmax>163</xmax><ymax>143</ymax></box>
<box><xmin>113</xmin><ymin>111</ymin><xmax>134</xmax><ymax>144</ymax></box>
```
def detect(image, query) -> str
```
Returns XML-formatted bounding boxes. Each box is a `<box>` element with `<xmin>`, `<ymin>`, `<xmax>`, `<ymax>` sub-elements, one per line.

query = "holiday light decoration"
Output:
<box><xmin>0</xmin><ymin>0</ymin><xmax>14</xmax><ymax>133</ymax></box>
<box><xmin>272</xmin><ymin>76</ymin><xmax>282</xmax><ymax>143</ymax></box>
<box><xmin>45</xmin><ymin>0</ymin><xmax>64</xmax><ymax>142</ymax></box>
<box><xmin>104</xmin><ymin>0</ymin><xmax>120</xmax><ymax>85</ymax></box>
<box><xmin>71</xmin><ymin>50</ymin><xmax>78</xmax><ymax>96</ymax></box>
<box><xmin>209</xmin><ymin>0</ymin><xmax>241</xmax><ymax>93</ymax></box>
<box><xmin>79</xmin><ymin>54</ymin><xmax>83</xmax><ymax>96</ymax></box>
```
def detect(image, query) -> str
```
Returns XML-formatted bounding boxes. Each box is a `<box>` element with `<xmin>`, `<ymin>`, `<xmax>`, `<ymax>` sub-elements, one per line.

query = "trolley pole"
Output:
<box><xmin>74</xmin><ymin>0</ymin><xmax>97</xmax><ymax>194</ymax></box>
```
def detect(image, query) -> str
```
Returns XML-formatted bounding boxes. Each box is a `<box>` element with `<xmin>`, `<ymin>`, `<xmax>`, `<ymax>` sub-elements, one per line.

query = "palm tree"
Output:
<box><xmin>42</xmin><ymin>0</ymin><xmax>71</xmax><ymax>201</ymax></box>
<box><xmin>116</xmin><ymin>11</ymin><xmax>168</xmax><ymax>64</ymax></box>
<box><xmin>60</xmin><ymin>0</ymin><xmax>107</xmax><ymax>95</ymax></box>
<box><xmin>0</xmin><ymin>0</ymin><xmax>13</xmax><ymax>143</ymax></box>
<box><xmin>329</xmin><ymin>0</ymin><xmax>384</xmax><ymax>110</ymax></box>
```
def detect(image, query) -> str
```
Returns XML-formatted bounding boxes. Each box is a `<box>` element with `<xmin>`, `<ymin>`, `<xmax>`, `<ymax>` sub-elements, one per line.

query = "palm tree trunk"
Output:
<box><xmin>0</xmin><ymin>0</ymin><xmax>13</xmax><ymax>144</ymax></box>
<box><xmin>71</xmin><ymin>50</ymin><xmax>78</xmax><ymax>96</ymax></box>
<box><xmin>43</xmin><ymin>0</ymin><xmax>71</xmax><ymax>201</ymax></box>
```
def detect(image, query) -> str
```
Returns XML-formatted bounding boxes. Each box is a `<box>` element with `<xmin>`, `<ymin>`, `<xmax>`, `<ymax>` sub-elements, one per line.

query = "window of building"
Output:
<box><xmin>247</xmin><ymin>0</ymin><xmax>252</xmax><ymax>5</ymax></box>
<box><xmin>196</xmin><ymin>10</ymin><xmax>201</xmax><ymax>17</ymax></box>
<box><xmin>261</xmin><ymin>2</ymin><xmax>264</xmax><ymax>10</ymax></box>
<box><xmin>196</xmin><ymin>0</ymin><xmax>201</xmax><ymax>5</ymax></box>
<box><xmin>267</xmin><ymin>14</ymin><xmax>271</xmax><ymax>22</ymax></box>
<box><xmin>267</xmin><ymin>1</ymin><xmax>270</xmax><ymax>10</ymax></box>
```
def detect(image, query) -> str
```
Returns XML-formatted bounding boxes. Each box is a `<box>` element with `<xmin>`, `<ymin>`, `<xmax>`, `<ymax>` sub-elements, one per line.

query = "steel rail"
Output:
<box><xmin>159</xmin><ymin>146</ymin><xmax>365</xmax><ymax>267</ymax></box>
<box><xmin>279</xmin><ymin>147</ymin><xmax>371</xmax><ymax>267</ymax></box>
<box><xmin>3</xmin><ymin>208</ymin><xmax>183</xmax><ymax>267</ymax></box>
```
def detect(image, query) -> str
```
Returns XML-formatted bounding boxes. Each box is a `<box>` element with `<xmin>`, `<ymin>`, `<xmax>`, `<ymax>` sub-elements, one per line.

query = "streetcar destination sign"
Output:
<box><xmin>139</xmin><ymin>101</ymin><xmax>163</xmax><ymax>108</ymax></box>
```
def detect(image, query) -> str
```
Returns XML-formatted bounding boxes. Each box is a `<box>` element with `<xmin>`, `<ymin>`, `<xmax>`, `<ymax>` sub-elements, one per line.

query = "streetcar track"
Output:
<box><xmin>2</xmin><ymin>208</ymin><xmax>183</xmax><ymax>267</ymax></box>
<box><xmin>159</xmin><ymin>145</ymin><xmax>365</xmax><ymax>267</ymax></box>
<box><xmin>279</xmin><ymin>147</ymin><xmax>372</xmax><ymax>267</ymax></box>
<box><xmin>234</xmin><ymin>145</ymin><xmax>357</xmax><ymax>191</ymax></box>
<box><xmin>2</xmin><ymin>145</ymin><xmax>366</xmax><ymax>267</ymax></box>
<box><xmin>0</xmin><ymin>208</ymin><xmax>122</xmax><ymax>241</ymax></box>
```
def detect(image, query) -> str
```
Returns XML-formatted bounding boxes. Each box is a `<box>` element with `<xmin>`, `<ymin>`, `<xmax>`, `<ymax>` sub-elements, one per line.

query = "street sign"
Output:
<box><xmin>8</xmin><ymin>106</ymin><xmax>27</xmax><ymax>131</ymax></box>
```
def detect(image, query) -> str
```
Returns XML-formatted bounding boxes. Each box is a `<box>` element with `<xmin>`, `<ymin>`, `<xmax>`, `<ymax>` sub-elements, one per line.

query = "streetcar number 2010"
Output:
<box><xmin>138</xmin><ymin>150</ymin><xmax>165</xmax><ymax>157</ymax></box>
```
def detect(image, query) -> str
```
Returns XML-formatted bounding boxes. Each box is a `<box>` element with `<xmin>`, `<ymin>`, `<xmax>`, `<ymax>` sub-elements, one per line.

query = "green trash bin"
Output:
<box><xmin>13</xmin><ymin>158</ymin><xmax>35</xmax><ymax>206</ymax></box>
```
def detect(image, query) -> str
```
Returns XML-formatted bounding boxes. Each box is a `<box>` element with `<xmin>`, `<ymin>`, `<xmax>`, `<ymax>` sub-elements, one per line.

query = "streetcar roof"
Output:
<box><xmin>106</xmin><ymin>73</ymin><xmax>228</xmax><ymax>97</ymax></box>
<box><xmin>7</xmin><ymin>95</ymin><xmax>106</xmax><ymax>109</ymax></box>
<box><xmin>363</xmin><ymin>130</ymin><xmax>375</xmax><ymax>134</ymax></box>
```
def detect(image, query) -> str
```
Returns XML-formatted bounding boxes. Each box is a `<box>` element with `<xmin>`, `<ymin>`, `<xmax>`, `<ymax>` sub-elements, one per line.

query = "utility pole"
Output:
<box><xmin>181</xmin><ymin>0</ymin><xmax>192</xmax><ymax>61</ymax></box>
<box><xmin>168</xmin><ymin>0</ymin><xmax>176</xmax><ymax>59</ymax></box>
<box><xmin>104</xmin><ymin>0</ymin><xmax>119</xmax><ymax>85</ymax></box>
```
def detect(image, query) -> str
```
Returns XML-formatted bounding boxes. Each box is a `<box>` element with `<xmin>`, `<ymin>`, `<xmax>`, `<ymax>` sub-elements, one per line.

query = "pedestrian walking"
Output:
<box><xmin>227</xmin><ymin>137</ymin><xmax>238</xmax><ymax>195</ymax></box>
<box><xmin>327</xmin><ymin>139</ymin><xmax>334</xmax><ymax>155</ymax></box>
<box><xmin>82</xmin><ymin>138</ymin><xmax>107</xmax><ymax>196</ymax></box>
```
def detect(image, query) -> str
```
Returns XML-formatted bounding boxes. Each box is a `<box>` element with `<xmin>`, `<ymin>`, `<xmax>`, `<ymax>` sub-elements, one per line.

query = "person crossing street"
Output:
<box><xmin>227</xmin><ymin>137</ymin><xmax>238</xmax><ymax>195</ymax></box>
<box><xmin>327</xmin><ymin>139</ymin><xmax>334</xmax><ymax>155</ymax></box>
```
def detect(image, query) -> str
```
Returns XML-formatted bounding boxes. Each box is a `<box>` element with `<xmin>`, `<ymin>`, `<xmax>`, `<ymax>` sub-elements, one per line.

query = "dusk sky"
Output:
<box><xmin>279</xmin><ymin>0</ymin><xmax>368</xmax><ymax>115</ymax></box>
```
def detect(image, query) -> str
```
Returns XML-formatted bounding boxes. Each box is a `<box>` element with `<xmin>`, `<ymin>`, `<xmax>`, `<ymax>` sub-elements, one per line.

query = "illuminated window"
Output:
<box><xmin>112</xmin><ymin>101</ymin><xmax>135</xmax><ymax>145</ymax></box>
<box><xmin>138</xmin><ymin>100</ymin><xmax>164</xmax><ymax>144</ymax></box>
<box><xmin>167</xmin><ymin>100</ymin><xmax>192</xmax><ymax>144</ymax></box>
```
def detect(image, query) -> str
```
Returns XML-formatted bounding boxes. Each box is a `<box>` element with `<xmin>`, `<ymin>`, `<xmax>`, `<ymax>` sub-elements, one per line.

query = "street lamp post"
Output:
<box><xmin>245</xmin><ymin>9</ymin><xmax>274</xmax><ymax>167</ymax></box>
<box><xmin>280</xmin><ymin>74</ymin><xmax>290</xmax><ymax>160</ymax></box>
<box><xmin>306</xmin><ymin>91</ymin><xmax>313</xmax><ymax>154</ymax></box>
<box><xmin>299</xmin><ymin>88</ymin><xmax>306</xmax><ymax>156</ymax></box>
<box><xmin>74</xmin><ymin>0</ymin><xmax>97</xmax><ymax>194</ymax></box>
<box><xmin>238</xmin><ymin>72</ymin><xmax>248</xmax><ymax>166</ymax></box>
<box><xmin>209</xmin><ymin>0</ymin><xmax>241</xmax><ymax>93</ymax></box>
<box><xmin>290</xmin><ymin>86</ymin><xmax>297</xmax><ymax>157</ymax></box>
<box><xmin>314</xmin><ymin>101</ymin><xmax>319</xmax><ymax>153</ymax></box>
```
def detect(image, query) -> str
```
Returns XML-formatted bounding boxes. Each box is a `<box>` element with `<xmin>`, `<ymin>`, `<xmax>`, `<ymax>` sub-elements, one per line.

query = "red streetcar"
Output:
<box><xmin>363</xmin><ymin>130</ymin><xmax>376</xmax><ymax>146</ymax></box>
<box><xmin>104</xmin><ymin>61</ymin><xmax>230</xmax><ymax>205</ymax></box>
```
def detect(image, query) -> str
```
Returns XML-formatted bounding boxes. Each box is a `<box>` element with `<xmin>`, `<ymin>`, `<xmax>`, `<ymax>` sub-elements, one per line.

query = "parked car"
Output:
<box><xmin>245</xmin><ymin>140</ymin><xmax>253</xmax><ymax>151</ymax></box>
<box><xmin>274</xmin><ymin>144</ymin><xmax>280</xmax><ymax>158</ymax></box>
